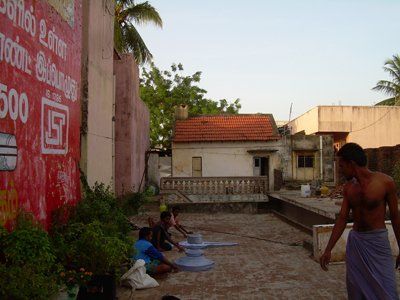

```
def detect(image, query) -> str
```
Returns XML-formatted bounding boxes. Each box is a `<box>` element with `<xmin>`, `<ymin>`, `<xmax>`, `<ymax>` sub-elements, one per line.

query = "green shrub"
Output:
<box><xmin>50</xmin><ymin>182</ymin><xmax>134</xmax><ymax>278</ymax></box>
<box><xmin>71</xmin><ymin>221</ymin><xmax>129</xmax><ymax>274</ymax></box>
<box><xmin>72</xmin><ymin>182</ymin><xmax>131</xmax><ymax>237</ymax></box>
<box><xmin>119</xmin><ymin>188</ymin><xmax>152</xmax><ymax>216</ymax></box>
<box><xmin>0</xmin><ymin>213</ymin><xmax>60</xmax><ymax>300</ymax></box>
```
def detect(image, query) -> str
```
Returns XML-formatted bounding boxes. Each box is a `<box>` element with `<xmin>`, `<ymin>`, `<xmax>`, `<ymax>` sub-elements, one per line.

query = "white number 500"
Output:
<box><xmin>0</xmin><ymin>83</ymin><xmax>29</xmax><ymax>123</ymax></box>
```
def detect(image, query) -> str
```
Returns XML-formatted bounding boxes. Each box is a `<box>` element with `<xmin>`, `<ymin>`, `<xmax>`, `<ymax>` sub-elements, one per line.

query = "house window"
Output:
<box><xmin>298</xmin><ymin>155</ymin><xmax>314</xmax><ymax>168</ymax></box>
<box><xmin>192</xmin><ymin>157</ymin><xmax>202</xmax><ymax>177</ymax></box>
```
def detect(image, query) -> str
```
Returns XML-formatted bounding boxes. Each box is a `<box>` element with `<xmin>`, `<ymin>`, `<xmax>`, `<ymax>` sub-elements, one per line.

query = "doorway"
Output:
<box><xmin>253</xmin><ymin>156</ymin><xmax>269</xmax><ymax>176</ymax></box>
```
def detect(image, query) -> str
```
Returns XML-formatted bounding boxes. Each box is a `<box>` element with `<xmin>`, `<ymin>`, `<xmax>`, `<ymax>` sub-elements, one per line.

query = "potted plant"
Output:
<box><xmin>50</xmin><ymin>183</ymin><xmax>134</xmax><ymax>300</ymax></box>
<box><xmin>73</xmin><ymin>221</ymin><xmax>130</xmax><ymax>299</ymax></box>
<box><xmin>58</xmin><ymin>268</ymin><xmax>92</xmax><ymax>300</ymax></box>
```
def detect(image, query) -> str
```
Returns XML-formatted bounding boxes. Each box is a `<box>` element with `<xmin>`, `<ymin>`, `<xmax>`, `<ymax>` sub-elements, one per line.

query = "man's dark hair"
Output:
<box><xmin>337</xmin><ymin>143</ymin><xmax>367</xmax><ymax>167</ymax></box>
<box><xmin>160</xmin><ymin>211</ymin><xmax>171</xmax><ymax>220</ymax></box>
<box><xmin>172</xmin><ymin>206</ymin><xmax>180</xmax><ymax>212</ymax></box>
<box><xmin>139</xmin><ymin>227</ymin><xmax>152</xmax><ymax>239</ymax></box>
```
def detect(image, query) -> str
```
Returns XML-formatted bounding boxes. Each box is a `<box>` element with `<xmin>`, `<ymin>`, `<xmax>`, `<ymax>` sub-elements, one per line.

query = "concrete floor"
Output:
<box><xmin>118</xmin><ymin>213</ymin><xmax>355</xmax><ymax>299</ymax></box>
<box><xmin>269</xmin><ymin>190</ymin><xmax>341</xmax><ymax>220</ymax></box>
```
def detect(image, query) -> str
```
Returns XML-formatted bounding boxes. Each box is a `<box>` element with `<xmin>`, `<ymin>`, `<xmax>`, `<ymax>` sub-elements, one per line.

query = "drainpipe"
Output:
<box><xmin>319</xmin><ymin>136</ymin><xmax>323</xmax><ymax>181</ymax></box>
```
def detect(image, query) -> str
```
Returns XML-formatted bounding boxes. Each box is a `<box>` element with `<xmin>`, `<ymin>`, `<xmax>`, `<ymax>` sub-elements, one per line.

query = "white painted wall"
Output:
<box><xmin>172</xmin><ymin>141</ymin><xmax>283</xmax><ymax>191</ymax></box>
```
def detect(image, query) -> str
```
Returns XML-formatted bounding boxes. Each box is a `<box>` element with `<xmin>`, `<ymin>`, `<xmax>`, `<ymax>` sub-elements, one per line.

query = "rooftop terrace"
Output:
<box><xmin>117</xmin><ymin>213</ymin><xmax>364</xmax><ymax>299</ymax></box>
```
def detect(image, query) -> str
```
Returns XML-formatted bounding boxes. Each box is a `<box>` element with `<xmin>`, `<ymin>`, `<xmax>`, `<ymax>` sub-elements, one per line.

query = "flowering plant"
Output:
<box><xmin>60</xmin><ymin>268</ymin><xmax>93</xmax><ymax>292</ymax></box>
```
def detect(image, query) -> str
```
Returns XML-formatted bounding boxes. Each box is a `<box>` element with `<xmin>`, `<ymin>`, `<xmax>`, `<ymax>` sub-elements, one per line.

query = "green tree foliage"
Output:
<box><xmin>114</xmin><ymin>0</ymin><xmax>162</xmax><ymax>64</ymax></box>
<box><xmin>375</xmin><ymin>97</ymin><xmax>395</xmax><ymax>106</ymax></box>
<box><xmin>140</xmin><ymin>63</ymin><xmax>242</xmax><ymax>149</ymax></box>
<box><xmin>373</xmin><ymin>54</ymin><xmax>400</xmax><ymax>106</ymax></box>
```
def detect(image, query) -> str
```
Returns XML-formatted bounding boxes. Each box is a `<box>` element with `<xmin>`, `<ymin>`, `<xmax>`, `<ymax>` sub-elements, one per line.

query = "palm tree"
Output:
<box><xmin>114</xmin><ymin>0</ymin><xmax>162</xmax><ymax>64</ymax></box>
<box><xmin>372</xmin><ymin>54</ymin><xmax>400</xmax><ymax>106</ymax></box>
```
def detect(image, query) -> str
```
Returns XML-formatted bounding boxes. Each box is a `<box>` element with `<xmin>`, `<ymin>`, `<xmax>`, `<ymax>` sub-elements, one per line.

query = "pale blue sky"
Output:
<box><xmin>139</xmin><ymin>0</ymin><xmax>400</xmax><ymax>120</ymax></box>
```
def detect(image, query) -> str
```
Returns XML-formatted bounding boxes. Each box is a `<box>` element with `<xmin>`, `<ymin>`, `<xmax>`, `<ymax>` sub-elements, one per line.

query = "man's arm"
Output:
<box><xmin>386</xmin><ymin>179</ymin><xmax>400</xmax><ymax>268</ymax></box>
<box><xmin>163</xmin><ymin>227</ymin><xmax>184</xmax><ymax>252</ymax></box>
<box><xmin>174</xmin><ymin>225</ymin><xmax>188</xmax><ymax>238</ymax></box>
<box><xmin>154</xmin><ymin>228</ymin><xmax>163</xmax><ymax>252</ymax></box>
<box><xmin>145</xmin><ymin>246</ymin><xmax>178</xmax><ymax>270</ymax></box>
<box><xmin>177</xmin><ymin>224</ymin><xmax>193</xmax><ymax>235</ymax></box>
<box><xmin>320</xmin><ymin>185</ymin><xmax>350</xmax><ymax>271</ymax></box>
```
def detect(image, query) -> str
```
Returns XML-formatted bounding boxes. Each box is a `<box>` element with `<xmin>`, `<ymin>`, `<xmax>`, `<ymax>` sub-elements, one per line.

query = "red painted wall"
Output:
<box><xmin>0</xmin><ymin>0</ymin><xmax>82</xmax><ymax>228</ymax></box>
<box><xmin>114</xmin><ymin>54</ymin><xmax>150</xmax><ymax>195</ymax></box>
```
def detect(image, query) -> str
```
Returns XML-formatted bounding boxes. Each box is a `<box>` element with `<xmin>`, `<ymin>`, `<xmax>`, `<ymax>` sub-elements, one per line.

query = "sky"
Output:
<box><xmin>139</xmin><ymin>0</ymin><xmax>400</xmax><ymax>120</ymax></box>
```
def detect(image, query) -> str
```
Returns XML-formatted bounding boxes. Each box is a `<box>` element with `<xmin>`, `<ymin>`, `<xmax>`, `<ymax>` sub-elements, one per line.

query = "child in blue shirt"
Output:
<box><xmin>134</xmin><ymin>227</ymin><xmax>178</xmax><ymax>275</ymax></box>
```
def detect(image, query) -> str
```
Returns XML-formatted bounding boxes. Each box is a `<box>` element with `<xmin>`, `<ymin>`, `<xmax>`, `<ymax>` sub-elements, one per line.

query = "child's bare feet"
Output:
<box><xmin>152</xmin><ymin>272</ymin><xmax>169</xmax><ymax>280</ymax></box>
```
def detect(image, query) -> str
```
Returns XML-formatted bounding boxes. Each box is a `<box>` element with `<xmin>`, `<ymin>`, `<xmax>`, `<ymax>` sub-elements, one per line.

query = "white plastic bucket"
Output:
<box><xmin>301</xmin><ymin>184</ymin><xmax>311</xmax><ymax>197</ymax></box>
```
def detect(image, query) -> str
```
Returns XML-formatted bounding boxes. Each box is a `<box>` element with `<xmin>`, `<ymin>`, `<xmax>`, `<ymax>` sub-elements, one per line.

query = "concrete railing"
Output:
<box><xmin>160</xmin><ymin>176</ymin><xmax>269</xmax><ymax>195</ymax></box>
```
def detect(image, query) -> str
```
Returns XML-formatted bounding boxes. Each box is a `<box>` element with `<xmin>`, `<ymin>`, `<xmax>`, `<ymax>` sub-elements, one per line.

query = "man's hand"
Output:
<box><xmin>396</xmin><ymin>254</ymin><xmax>400</xmax><ymax>269</ymax></box>
<box><xmin>172</xmin><ymin>263</ymin><xmax>179</xmax><ymax>271</ymax></box>
<box><xmin>320</xmin><ymin>251</ymin><xmax>331</xmax><ymax>271</ymax></box>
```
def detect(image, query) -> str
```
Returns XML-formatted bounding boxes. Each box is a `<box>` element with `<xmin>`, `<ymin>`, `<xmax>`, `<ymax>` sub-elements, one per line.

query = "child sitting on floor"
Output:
<box><xmin>134</xmin><ymin>227</ymin><xmax>179</xmax><ymax>275</ymax></box>
<box><xmin>169</xmin><ymin>206</ymin><xmax>193</xmax><ymax>238</ymax></box>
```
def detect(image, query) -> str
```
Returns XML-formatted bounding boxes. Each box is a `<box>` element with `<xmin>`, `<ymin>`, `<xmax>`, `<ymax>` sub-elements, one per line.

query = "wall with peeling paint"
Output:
<box><xmin>288</xmin><ymin>106</ymin><xmax>400</xmax><ymax>149</ymax></box>
<box><xmin>0</xmin><ymin>0</ymin><xmax>82</xmax><ymax>227</ymax></box>
<box><xmin>172</xmin><ymin>135</ymin><xmax>334</xmax><ymax>191</ymax></box>
<box><xmin>114</xmin><ymin>54</ymin><xmax>150</xmax><ymax>195</ymax></box>
<box><xmin>79</xmin><ymin>0</ymin><xmax>115</xmax><ymax>188</ymax></box>
<box><xmin>172</xmin><ymin>141</ymin><xmax>283</xmax><ymax>191</ymax></box>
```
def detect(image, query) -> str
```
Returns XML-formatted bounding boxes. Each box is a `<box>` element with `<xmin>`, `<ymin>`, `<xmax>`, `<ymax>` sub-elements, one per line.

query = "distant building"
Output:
<box><xmin>170</xmin><ymin>107</ymin><xmax>334</xmax><ymax>193</ymax></box>
<box><xmin>287</xmin><ymin>106</ymin><xmax>400</xmax><ymax>149</ymax></box>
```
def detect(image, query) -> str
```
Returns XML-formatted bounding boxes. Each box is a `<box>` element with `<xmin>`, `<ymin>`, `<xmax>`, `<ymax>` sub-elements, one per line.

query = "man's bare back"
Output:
<box><xmin>346</xmin><ymin>172</ymin><xmax>394</xmax><ymax>232</ymax></box>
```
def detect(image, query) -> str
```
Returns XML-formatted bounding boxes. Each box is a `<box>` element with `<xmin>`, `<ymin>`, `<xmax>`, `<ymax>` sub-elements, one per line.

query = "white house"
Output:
<box><xmin>170</xmin><ymin>109</ymin><xmax>334</xmax><ymax>192</ymax></box>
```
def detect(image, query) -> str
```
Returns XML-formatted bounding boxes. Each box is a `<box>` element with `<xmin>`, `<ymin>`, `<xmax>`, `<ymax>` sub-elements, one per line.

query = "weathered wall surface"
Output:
<box><xmin>365</xmin><ymin>145</ymin><xmax>400</xmax><ymax>177</ymax></box>
<box><xmin>172</xmin><ymin>141</ymin><xmax>284</xmax><ymax>191</ymax></box>
<box><xmin>80</xmin><ymin>0</ymin><xmax>114</xmax><ymax>188</ymax></box>
<box><xmin>114</xmin><ymin>54</ymin><xmax>149</xmax><ymax>195</ymax></box>
<box><xmin>147</xmin><ymin>153</ymin><xmax>159</xmax><ymax>186</ymax></box>
<box><xmin>290</xmin><ymin>135</ymin><xmax>334</xmax><ymax>182</ymax></box>
<box><xmin>0</xmin><ymin>0</ymin><xmax>82</xmax><ymax>227</ymax></box>
<box><xmin>289</xmin><ymin>106</ymin><xmax>400</xmax><ymax>149</ymax></box>
<box><xmin>147</xmin><ymin>153</ymin><xmax>171</xmax><ymax>188</ymax></box>
<box><xmin>132</xmin><ymin>87</ymin><xmax>150</xmax><ymax>192</ymax></box>
<box><xmin>288</xmin><ymin>107</ymin><xmax>319</xmax><ymax>135</ymax></box>
<box><xmin>171</xmin><ymin>135</ymin><xmax>334</xmax><ymax>191</ymax></box>
<box><xmin>346</xmin><ymin>106</ymin><xmax>400</xmax><ymax>148</ymax></box>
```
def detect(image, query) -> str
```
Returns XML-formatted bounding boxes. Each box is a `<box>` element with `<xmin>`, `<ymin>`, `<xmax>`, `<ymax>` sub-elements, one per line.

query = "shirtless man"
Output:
<box><xmin>320</xmin><ymin>143</ymin><xmax>400</xmax><ymax>299</ymax></box>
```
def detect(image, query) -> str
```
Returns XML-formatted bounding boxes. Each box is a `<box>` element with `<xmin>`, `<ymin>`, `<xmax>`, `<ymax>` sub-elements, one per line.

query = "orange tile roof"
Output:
<box><xmin>173</xmin><ymin>114</ymin><xmax>280</xmax><ymax>143</ymax></box>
